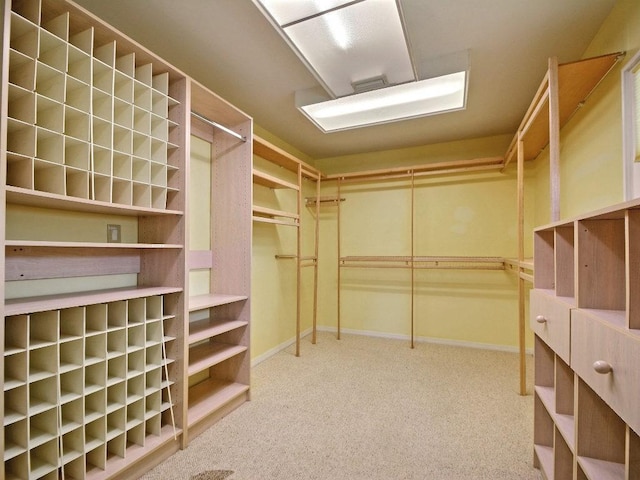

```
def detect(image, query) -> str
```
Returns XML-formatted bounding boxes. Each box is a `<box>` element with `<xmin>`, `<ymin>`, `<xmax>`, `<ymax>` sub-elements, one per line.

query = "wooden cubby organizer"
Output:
<box><xmin>1</xmin><ymin>0</ymin><xmax>252</xmax><ymax>478</ymax></box>
<box><xmin>531</xmin><ymin>198</ymin><xmax>640</xmax><ymax>480</ymax></box>
<box><xmin>184</xmin><ymin>80</ymin><xmax>252</xmax><ymax>445</ymax></box>
<box><xmin>252</xmin><ymin>135</ymin><xmax>321</xmax><ymax>356</ymax></box>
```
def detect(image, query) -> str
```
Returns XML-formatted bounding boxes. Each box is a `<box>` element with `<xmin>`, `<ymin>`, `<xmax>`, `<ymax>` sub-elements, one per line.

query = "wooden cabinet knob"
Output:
<box><xmin>535</xmin><ymin>315</ymin><xmax>547</xmax><ymax>324</ymax></box>
<box><xmin>593</xmin><ymin>360</ymin><xmax>613</xmax><ymax>374</ymax></box>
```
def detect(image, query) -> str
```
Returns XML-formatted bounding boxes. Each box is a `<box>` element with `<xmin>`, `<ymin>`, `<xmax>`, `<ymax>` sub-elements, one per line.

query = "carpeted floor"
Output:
<box><xmin>142</xmin><ymin>333</ymin><xmax>541</xmax><ymax>480</ymax></box>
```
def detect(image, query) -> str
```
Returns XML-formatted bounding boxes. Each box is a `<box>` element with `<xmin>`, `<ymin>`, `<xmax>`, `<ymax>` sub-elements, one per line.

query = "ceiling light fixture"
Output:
<box><xmin>254</xmin><ymin>0</ymin><xmax>469</xmax><ymax>132</ymax></box>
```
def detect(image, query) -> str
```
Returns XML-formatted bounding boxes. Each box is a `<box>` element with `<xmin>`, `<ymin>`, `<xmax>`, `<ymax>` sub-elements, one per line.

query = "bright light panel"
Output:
<box><xmin>256</xmin><ymin>0</ymin><xmax>414</xmax><ymax>97</ymax></box>
<box><xmin>299</xmin><ymin>71</ymin><xmax>467</xmax><ymax>132</ymax></box>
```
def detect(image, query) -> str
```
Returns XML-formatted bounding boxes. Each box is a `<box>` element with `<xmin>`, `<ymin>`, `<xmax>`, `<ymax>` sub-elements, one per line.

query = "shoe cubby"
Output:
<box><xmin>533</xmin><ymin>200</ymin><xmax>640</xmax><ymax>480</ymax></box>
<box><xmin>5</xmin><ymin>0</ymin><xmax>184</xmax><ymax>212</ymax></box>
<box><xmin>3</xmin><ymin>290</ymin><xmax>180</xmax><ymax>479</ymax></box>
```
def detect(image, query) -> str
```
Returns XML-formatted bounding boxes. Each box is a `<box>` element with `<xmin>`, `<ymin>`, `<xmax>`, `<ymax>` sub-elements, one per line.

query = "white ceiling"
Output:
<box><xmin>73</xmin><ymin>0</ymin><xmax>617</xmax><ymax>160</ymax></box>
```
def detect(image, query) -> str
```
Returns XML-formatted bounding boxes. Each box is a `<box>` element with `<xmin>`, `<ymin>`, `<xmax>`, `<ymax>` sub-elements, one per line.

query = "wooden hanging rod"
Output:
<box><xmin>325</xmin><ymin>157</ymin><xmax>504</xmax><ymax>183</ymax></box>
<box><xmin>339</xmin><ymin>255</ymin><xmax>507</xmax><ymax>271</ymax></box>
<box><xmin>305</xmin><ymin>196</ymin><xmax>345</xmax><ymax>205</ymax></box>
<box><xmin>191</xmin><ymin>111</ymin><xmax>246</xmax><ymax>142</ymax></box>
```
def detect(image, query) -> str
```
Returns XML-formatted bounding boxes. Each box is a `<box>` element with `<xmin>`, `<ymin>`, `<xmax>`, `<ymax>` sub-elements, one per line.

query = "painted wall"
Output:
<box><xmin>532</xmin><ymin>0</ymin><xmax>640</xmax><ymax>221</ymax></box>
<box><xmin>311</xmin><ymin>134</ymin><xmax>536</xmax><ymax>351</ymax></box>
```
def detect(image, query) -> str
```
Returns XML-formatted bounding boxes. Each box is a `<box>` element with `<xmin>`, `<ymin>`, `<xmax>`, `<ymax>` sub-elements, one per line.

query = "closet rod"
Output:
<box><xmin>191</xmin><ymin>111</ymin><xmax>246</xmax><ymax>142</ymax></box>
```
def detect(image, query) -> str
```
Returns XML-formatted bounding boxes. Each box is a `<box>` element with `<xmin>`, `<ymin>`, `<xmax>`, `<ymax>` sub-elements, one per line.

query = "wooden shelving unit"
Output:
<box><xmin>1</xmin><ymin>0</ymin><xmax>252</xmax><ymax>477</ymax></box>
<box><xmin>504</xmin><ymin>52</ymin><xmax>623</xmax><ymax>395</ymax></box>
<box><xmin>184</xmin><ymin>80</ymin><xmax>252</xmax><ymax>445</ymax></box>
<box><xmin>252</xmin><ymin>134</ymin><xmax>321</xmax><ymax>355</ymax></box>
<box><xmin>531</xmin><ymin>198</ymin><xmax>640</xmax><ymax>480</ymax></box>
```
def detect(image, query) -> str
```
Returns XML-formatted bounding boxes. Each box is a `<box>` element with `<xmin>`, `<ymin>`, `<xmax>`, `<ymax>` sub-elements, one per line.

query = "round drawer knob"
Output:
<box><xmin>593</xmin><ymin>360</ymin><xmax>613</xmax><ymax>374</ymax></box>
<box><xmin>535</xmin><ymin>315</ymin><xmax>547</xmax><ymax>324</ymax></box>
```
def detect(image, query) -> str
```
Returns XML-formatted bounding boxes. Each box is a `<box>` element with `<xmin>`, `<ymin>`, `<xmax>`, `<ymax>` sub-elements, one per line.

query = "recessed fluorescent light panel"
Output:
<box><xmin>254</xmin><ymin>0</ymin><xmax>469</xmax><ymax>132</ymax></box>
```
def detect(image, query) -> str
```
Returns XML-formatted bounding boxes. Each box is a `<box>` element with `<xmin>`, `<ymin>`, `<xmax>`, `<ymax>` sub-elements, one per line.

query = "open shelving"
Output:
<box><xmin>252</xmin><ymin>134</ymin><xmax>321</xmax><ymax>355</ymax></box>
<box><xmin>532</xmin><ymin>198</ymin><xmax>640</xmax><ymax>480</ymax></box>
<box><xmin>184</xmin><ymin>79</ymin><xmax>252</xmax><ymax>445</ymax></box>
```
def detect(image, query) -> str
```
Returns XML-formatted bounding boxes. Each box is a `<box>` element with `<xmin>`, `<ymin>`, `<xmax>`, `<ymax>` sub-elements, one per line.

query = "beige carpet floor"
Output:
<box><xmin>142</xmin><ymin>333</ymin><xmax>541</xmax><ymax>480</ymax></box>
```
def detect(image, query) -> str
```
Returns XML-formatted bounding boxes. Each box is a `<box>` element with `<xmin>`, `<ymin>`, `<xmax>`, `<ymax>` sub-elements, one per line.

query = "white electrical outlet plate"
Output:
<box><xmin>107</xmin><ymin>224</ymin><xmax>121</xmax><ymax>243</ymax></box>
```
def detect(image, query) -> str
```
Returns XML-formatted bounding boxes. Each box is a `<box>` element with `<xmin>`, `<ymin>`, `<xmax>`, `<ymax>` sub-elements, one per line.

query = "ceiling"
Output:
<box><xmin>73</xmin><ymin>0</ymin><xmax>617</xmax><ymax>160</ymax></box>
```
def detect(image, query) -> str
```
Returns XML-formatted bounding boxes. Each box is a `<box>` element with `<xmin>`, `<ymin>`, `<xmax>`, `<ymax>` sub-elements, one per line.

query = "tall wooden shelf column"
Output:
<box><xmin>252</xmin><ymin>135</ymin><xmax>321</xmax><ymax>356</ymax></box>
<box><xmin>184</xmin><ymin>80</ymin><xmax>252</xmax><ymax>445</ymax></box>
<box><xmin>503</xmin><ymin>52</ymin><xmax>623</xmax><ymax>395</ymax></box>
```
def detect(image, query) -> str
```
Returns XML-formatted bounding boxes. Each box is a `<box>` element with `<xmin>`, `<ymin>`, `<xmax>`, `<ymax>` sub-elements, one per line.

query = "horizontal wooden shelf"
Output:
<box><xmin>187</xmin><ymin>342</ymin><xmax>247</xmax><ymax>376</ymax></box>
<box><xmin>187</xmin><ymin>379</ymin><xmax>250</xmax><ymax>427</ymax></box>
<box><xmin>188</xmin><ymin>293</ymin><xmax>248</xmax><ymax>312</ymax></box>
<box><xmin>505</xmin><ymin>52</ymin><xmax>624</xmax><ymax>166</ymax></box>
<box><xmin>6</xmin><ymin>185</ymin><xmax>183</xmax><ymax>216</ymax></box>
<box><xmin>188</xmin><ymin>319</ymin><xmax>248</xmax><ymax>344</ymax></box>
<box><xmin>252</xmin><ymin>170</ymin><xmax>299</xmax><ymax>190</ymax></box>
<box><xmin>253</xmin><ymin>134</ymin><xmax>320</xmax><ymax>179</ymax></box>
<box><xmin>5</xmin><ymin>286</ymin><xmax>182</xmax><ymax>316</ymax></box>
<box><xmin>252</xmin><ymin>205</ymin><xmax>299</xmax><ymax>220</ymax></box>
<box><xmin>577</xmin><ymin>456</ymin><xmax>625</xmax><ymax>480</ymax></box>
<box><xmin>6</xmin><ymin>240</ymin><xmax>183</xmax><ymax>249</ymax></box>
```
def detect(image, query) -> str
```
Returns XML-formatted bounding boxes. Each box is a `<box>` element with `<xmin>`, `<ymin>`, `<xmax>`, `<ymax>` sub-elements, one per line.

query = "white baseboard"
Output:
<box><xmin>251</xmin><ymin>327</ymin><xmax>314</xmax><ymax>367</ymax></box>
<box><xmin>316</xmin><ymin>325</ymin><xmax>534</xmax><ymax>355</ymax></box>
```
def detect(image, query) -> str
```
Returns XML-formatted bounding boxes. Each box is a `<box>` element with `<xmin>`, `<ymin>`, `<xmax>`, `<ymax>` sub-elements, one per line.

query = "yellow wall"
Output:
<box><xmin>532</xmin><ymin>0</ymin><xmax>640</xmax><ymax>221</ymax></box>
<box><xmin>312</xmin><ymin>134</ymin><xmax>535</xmax><ymax>350</ymax></box>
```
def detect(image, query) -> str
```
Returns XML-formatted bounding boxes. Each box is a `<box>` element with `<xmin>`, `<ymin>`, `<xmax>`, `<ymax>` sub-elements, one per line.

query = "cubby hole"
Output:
<box><xmin>133</xmin><ymin>157</ymin><xmax>150</xmax><ymax>183</ymax></box>
<box><xmin>86</xmin><ymin>303</ymin><xmax>107</xmax><ymax>335</ymax></box>
<box><xmin>145</xmin><ymin>366</ymin><xmax>162</xmax><ymax>396</ymax></box>
<box><xmin>152</xmin><ymin>186</ymin><xmax>168</xmax><ymax>209</ymax></box>
<box><xmin>85</xmin><ymin>333</ymin><xmax>106</xmax><ymax>366</ymax></box>
<box><xmin>126</xmin><ymin>398</ymin><xmax>145</xmax><ymax>434</ymax></box>
<box><xmin>114</xmin><ymin>70</ymin><xmax>134</xmax><ymax>103</ymax></box>
<box><xmin>59</xmin><ymin>307</ymin><xmax>84</xmax><ymax>341</ymax></box>
<box><xmin>69</xmin><ymin>26</ymin><xmax>93</xmax><ymax>55</ymax></box>
<box><xmin>5</xmin><ymin>315</ymin><xmax>28</xmax><ymax>354</ymax></box>
<box><xmin>65</xmin><ymin>166</ymin><xmax>90</xmax><ymax>199</ymax></box>
<box><xmin>135</xmin><ymin>63</ymin><xmax>153</xmax><ymax>86</ymax></box>
<box><xmin>107</xmin><ymin>380</ymin><xmax>126</xmax><ymax>412</ymax></box>
<box><xmin>114</xmin><ymin>98</ymin><xmax>133</xmax><ymax>129</ymax></box>
<box><xmin>59</xmin><ymin>368</ymin><xmax>83</xmax><ymax>405</ymax></box>
<box><xmin>6</xmin><ymin>152</ymin><xmax>34</xmax><ymax>189</ymax></box>
<box><xmin>33</xmin><ymin>159</ymin><xmax>65</xmax><ymax>195</ymax></box>
<box><xmin>577</xmin><ymin>218</ymin><xmax>625</xmax><ymax>311</ymax></box>
<box><xmin>29</xmin><ymin>438</ymin><xmax>59</xmax><ymax>478</ymax></box>
<box><xmin>115</xmin><ymin>52</ymin><xmax>135</xmax><ymax>77</ymax></box>
<box><xmin>112</xmin><ymin>152</ymin><xmax>132</xmax><ymax>180</ymax></box>
<box><xmin>93</xmin><ymin>146</ymin><xmax>112</xmax><ymax>176</ymax></box>
<box><xmin>576</xmin><ymin>379</ymin><xmax>625</xmax><ymax>479</ymax></box>
<box><xmin>29</xmin><ymin>407</ymin><xmax>58</xmax><ymax>448</ymax></box>
<box><xmin>4</xmin><ymin>418</ymin><xmax>28</xmax><ymax>461</ymax></box>
<box><xmin>63</xmin><ymin>455</ymin><xmax>86</xmax><ymax>480</ymax></box>
<box><xmin>113</xmin><ymin>125</ymin><xmax>132</xmax><ymax>154</ymax></box>
<box><xmin>150</xmin><ymin>114</ymin><xmax>168</xmax><ymax>141</ymax></box>
<box><xmin>86</xmin><ymin>443</ymin><xmax>107</xmax><ymax>474</ymax></box>
<box><xmin>145</xmin><ymin>320</ymin><xmax>162</xmax><ymax>348</ymax></box>
<box><xmin>151</xmin><ymin>90</ymin><xmax>168</xmax><ymax>117</ymax></box>
<box><xmin>112</xmin><ymin>178</ymin><xmax>132</xmax><ymax>205</ymax></box>
<box><xmin>134</xmin><ymin>107</ymin><xmax>150</xmax><ymax>135</ymax></box>
<box><xmin>133</xmin><ymin>132</ymin><xmax>151</xmax><ymax>160</ymax></box>
<box><xmin>152</xmin><ymin>72</ymin><xmax>169</xmax><ymax>95</ymax></box>
<box><xmin>533</xmin><ymin>393</ymin><xmax>554</xmax><ymax>476</ymax></box>
<box><xmin>41</xmin><ymin>12</ymin><xmax>68</xmax><ymax>41</ymax></box>
<box><xmin>127</xmin><ymin>349</ymin><xmax>145</xmax><ymax>378</ymax></box>
<box><xmin>10</xmin><ymin>12</ymin><xmax>39</xmax><ymax>59</ymax></box>
<box><xmin>29</xmin><ymin>310</ymin><xmax>58</xmax><ymax>348</ymax></box>
<box><xmin>85</xmin><ymin>389</ymin><xmax>106</xmax><ymax>424</ymax></box>
<box><xmin>12</xmin><ymin>0</ymin><xmax>41</xmax><ymax>25</ymax></box>
<box><xmin>29</xmin><ymin>376</ymin><xmax>58</xmax><ymax>415</ymax></box>
<box><xmin>38</xmin><ymin>28</ymin><xmax>67</xmax><ymax>72</ymax></box>
<box><xmin>133</xmin><ymin>182</ymin><xmax>151</xmax><ymax>208</ymax></box>
<box><xmin>107</xmin><ymin>300</ymin><xmax>128</xmax><ymax>329</ymax></box>
<box><xmin>67</xmin><ymin>45</ymin><xmax>92</xmax><ymax>85</ymax></box>
<box><xmin>145</xmin><ymin>344</ymin><xmax>162</xmax><ymax>371</ymax></box>
<box><xmin>85</xmin><ymin>421</ymin><xmax>106</xmax><ymax>467</ymax></box>
<box><xmin>150</xmin><ymin>162</ymin><xmax>167</xmax><ymax>189</ymax></box>
<box><xmin>4</xmin><ymin>452</ymin><xmax>29</xmax><ymax>480</ymax></box>
<box><xmin>5</xmin><ymin>384</ymin><xmax>28</xmax><ymax>425</ymax></box>
<box><xmin>94</xmin><ymin>40</ymin><xmax>116</xmax><ymax>67</ymax></box>
<box><xmin>36</xmin><ymin>128</ymin><xmax>64</xmax><ymax>164</ymax></box>
<box><xmin>64</xmin><ymin>137</ymin><xmax>90</xmax><ymax>170</ymax></box>
<box><xmin>134</xmin><ymin>80</ymin><xmax>152</xmax><ymax>111</ymax></box>
<box><xmin>36</xmin><ymin>61</ymin><xmax>65</xmax><ymax>103</ymax></box>
<box><xmin>60</xmin><ymin>397</ymin><xmax>83</xmax><ymax>435</ymax></box>
<box><xmin>9</xmin><ymin>50</ymin><xmax>37</xmax><ymax>91</ymax></box>
<box><xmin>7</xmin><ymin>118</ymin><xmax>36</xmax><ymax>157</ymax></box>
<box><xmin>36</xmin><ymin>94</ymin><xmax>63</xmax><ymax>133</ymax></box>
<box><xmin>92</xmin><ymin>89</ymin><xmax>113</xmax><ymax>123</ymax></box>
<box><xmin>85</xmin><ymin>360</ymin><xmax>106</xmax><ymax>396</ymax></box>
<box><xmin>8</xmin><ymin>83</ymin><xmax>36</xmax><ymax>124</ymax></box>
<box><xmin>5</xmin><ymin>350</ymin><xmax>27</xmax><ymax>390</ymax></box>
<box><xmin>92</xmin><ymin>62</ymin><xmax>114</xmax><ymax>95</ymax></box>
<box><xmin>92</xmin><ymin>173</ymin><xmax>111</xmax><ymax>203</ymax></box>
<box><xmin>61</xmin><ymin>426</ymin><xmax>84</xmax><ymax>465</ymax></box>
<box><xmin>59</xmin><ymin>339</ymin><xmax>83</xmax><ymax>374</ymax></box>
<box><xmin>107</xmin><ymin>328</ymin><xmax>126</xmax><ymax>360</ymax></box>
<box><xmin>151</xmin><ymin>138</ymin><xmax>168</xmax><ymax>164</ymax></box>
<box><xmin>64</xmin><ymin>106</ymin><xmax>91</xmax><ymax>142</ymax></box>
<box><xmin>107</xmin><ymin>356</ymin><xmax>126</xmax><ymax>389</ymax></box>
